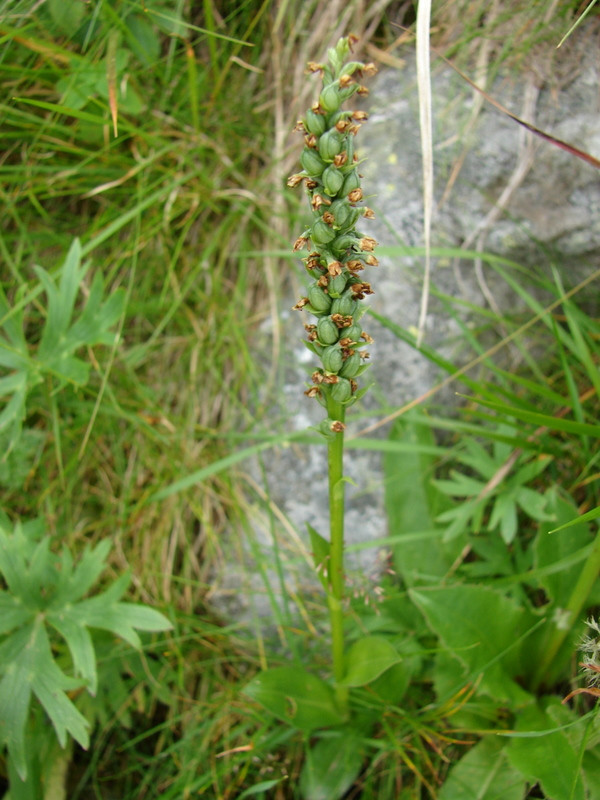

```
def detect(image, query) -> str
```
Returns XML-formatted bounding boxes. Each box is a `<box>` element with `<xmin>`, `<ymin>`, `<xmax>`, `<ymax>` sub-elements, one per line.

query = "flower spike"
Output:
<box><xmin>289</xmin><ymin>36</ymin><xmax>377</xmax><ymax>408</ymax></box>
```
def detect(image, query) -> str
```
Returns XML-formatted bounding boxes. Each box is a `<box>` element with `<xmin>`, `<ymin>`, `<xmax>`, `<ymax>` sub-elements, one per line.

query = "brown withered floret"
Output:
<box><xmin>317</xmin><ymin>275</ymin><xmax>329</xmax><ymax>288</ymax></box>
<box><xmin>293</xmin><ymin>120</ymin><xmax>306</xmax><ymax>132</ymax></box>
<box><xmin>339</xmin><ymin>74</ymin><xmax>355</xmax><ymax>88</ymax></box>
<box><xmin>333</xmin><ymin>153</ymin><xmax>348</xmax><ymax>168</ymax></box>
<box><xmin>322</xmin><ymin>211</ymin><xmax>335</xmax><ymax>225</ymax></box>
<box><xmin>359</xmin><ymin>350</ymin><xmax>370</xmax><ymax>359</ymax></box>
<box><xmin>306</xmin><ymin>62</ymin><xmax>324</xmax><ymax>74</ymax></box>
<box><xmin>311</xmin><ymin>194</ymin><xmax>330</xmax><ymax>210</ymax></box>
<box><xmin>327</xmin><ymin>261</ymin><xmax>343</xmax><ymax>277</ymax></box>
<box><xmin>361</xmin><ymin>332</ymin><xmax>374</xmax><ymax>344</ymax></box>
<box><xmin>335</xmin><ymin>119</ymin><xmax>350</xmax><ymax>133</ymax></box>
<box><xmin>304</xmin><ymin>324</ymin><xmax>317</xmax><ymax>342</ymax></box>
<box><xmin>305</xmin><ymin>179</ymin><xmax>318</xmax><ymax>190</ymax></box>
<box><xmin>330</xmin><ymin>420</ymin><xmax>346</xmax><ymax>433</ymax></box>
<box><xmin>351</xmin><ymin>282</ymin><xmax>374</xmax><ymax>297</ymax></box>
<box><xmin>304</xmin><ymin>133</ymin><xmax>318</xmax><ymax>148</ymax></box>
<box><xmin>305</xmin><ymin>386</ymin><xmax>321</xmax><ymax>398</ymax></box>
<box><xmin>363</xmin><ymin>207</ymin><xmax>375</xmax><ymax>219</ymax></box>
<box><xmin>348</xmin><ymin>188</ymin><xmax>363</xmax><ymax>203</ymax></box>
<box><xmin>293</xmin><ymin>297</ymin><xmax>309</xmax><ymax>310</ymax></box>
<box><xmin>357</xmin><ymin>86</ymin><xmax>369</xmax><ymax>97</ymax></box>
<box><xmin>332</xmin><ymin>313</ymin><xmax>353</xmax><ymax>328</ymax></box>
<box><xmin>359</xmin><ymin>236</ymin><xmax>378</xmax><ymax>251</ymax></box>
<box><xmin>364</xmin><ymin>254</ymin><xmax>378</xmax><ymax>266</ymax></box>
<box><xmin>346</xmin><ymin>260</ymin><xmax>364</xmax><ymax>272</ymax></box>
<box><xmin>352</xmin><ymin>110</ymin><xmax>369</xmax><ymax>121</ymax></box>
<box><xmin>293</xmin><ymin>237</ymin><xmax>309</xmax><ymax>252</ymax></box>
<box><xmin>287</xmin><ymin>173</ymin><xmax>304</xmax><ymax>187</ymax></box>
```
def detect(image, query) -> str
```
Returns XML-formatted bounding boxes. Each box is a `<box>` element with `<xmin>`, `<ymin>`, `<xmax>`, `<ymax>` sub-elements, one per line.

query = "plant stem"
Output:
<box><xmin>532</xmin><ymin>524</ymin><xmax>600</xmax><ymax>691</ymax></box>
<box><xmin>326</xmin><ymin>395</ymin><xmax>348</xmax><ymax>710</ymax></box>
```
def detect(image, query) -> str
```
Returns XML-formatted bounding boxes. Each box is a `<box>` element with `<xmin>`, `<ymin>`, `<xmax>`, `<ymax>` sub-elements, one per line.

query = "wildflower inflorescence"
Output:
<box><xmin>288</xmin><ymin>36</ymin><xmax>377</xmax><ymax>425</ymax></box>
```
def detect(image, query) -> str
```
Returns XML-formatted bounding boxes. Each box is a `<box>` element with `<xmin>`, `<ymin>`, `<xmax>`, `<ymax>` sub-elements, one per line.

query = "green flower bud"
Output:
<box><xmin>330</xmin><ymin>233</ymin><xmax>358</xmax><ymax>257</ymax></box>
<box><xmin>311</xmin><ymin>219</ymin><xmax>336</xmax><ymax>245</ymax></box>
<box><xmin>308</xmin><ymin>284</ymin><xmax>332</xmax><ymax>313</ymax></box>
<box><xmin>342</xmin><ymin>169</ymin><xmax>360</xmax><ymax>195</ymax></box>
<box><xmin>328</xmin><ymin>272</ymin><xmax>348</xmax><ymax>298</ymax></box>
<box><xmin>339</xmin><ymin>352</ymin><xmax>361</xmax><ymax>379</ymax></box>
<box><xmin>322</xmin><ymin>165</ymin><xmax>344</xmax><ymax>197</ymax></box>
<box><xmin>330</xmin><ymin>289</ymin><xmax>357</xmax><ymax>316</ymax></box>
<box><xmin>304</xmin><ymin>109</ymin><xmax>327</xmax><ymax>136</ymax></box>
<box><xmin>300</xmin><ymin>148</ymin><xmax>326</xmax><ymax>177</ymax></box>
<box><xmin>319</xmin><ymin>83</ymin><xmax>341</xmax><ymax>113</ymax></box>
<box><xmin>328</xmin><ymin>199</ymin><xmax>361</xmax><ymax>231</ymax></box>
<box><xmin>344</xmin><ymin>322</ymin><xmax>363</xmax><ymax>342</ymax></box>
<box><xmin>318</xmin><ymin>129</ymin><xmax>344</xmax><ymax>161</ymax></box>
<box><xmin>316</xmin><ymin>316</ymin><xmax>339</xmax><ymax>345</ymax></box>
<box><xmin>331</xmin><ymin>376</ymin><xmax>352</xmax><ymax>402</ymax></box>
<box><xmin>322</xmin><ymin>344</ymin><xmax>343</xmax><ymax>373</ymax></box>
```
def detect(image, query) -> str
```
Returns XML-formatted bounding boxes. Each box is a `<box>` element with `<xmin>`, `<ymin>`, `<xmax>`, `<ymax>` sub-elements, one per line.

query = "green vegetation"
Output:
<box><xmin>0</xmin><ymin>1</ymin><xmax>599</xmax><ymax>798</ymax></box>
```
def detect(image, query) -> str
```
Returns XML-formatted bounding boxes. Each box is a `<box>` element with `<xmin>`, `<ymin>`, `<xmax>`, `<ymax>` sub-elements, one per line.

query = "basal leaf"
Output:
<box><xmin>534</xmin><ymin>489</ymin><xmax>593</xmax><ymax>607</ymax></box>
<box><xmin>300</xmin><ymin>733</ymin><xmax>363</xmax><ymax>800</ymax></box>
<box><xmin>243</xmin><ymin>667</ymin><xmax>344</xmax><ymax>731</ymax></box>
<box><xmin>410</xmin><ymin>585</ymin><xmax>534</xmax><ymax>704</ymax></box>
<box><xmin>340</xmin><ymin>635</ymin><xmax>402</xmax><ymax>687</ymax></box>
<box><xmin>505</xmin><ymin>703</ymin><xmax>585</xmax><ymax>800</ymax></box>
<box><xmin>438</xmin><ymin>737</ymin><xmax>525</xmax><ymax>800</ymax></box>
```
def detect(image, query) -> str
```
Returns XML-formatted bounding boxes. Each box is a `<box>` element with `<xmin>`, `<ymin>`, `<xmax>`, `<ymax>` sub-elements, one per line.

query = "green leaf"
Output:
<box><xmin>340</xmin><ymin>636</ymin><xmax>402</xmax><ymax>687</ymax></box>
<box><xmin>307</xmin><ymin>523</ymin><xmax>329</xmax><ymax>590</ymax></box>
<box><xmin>0</xmin><ymin>621</ymin><xmax>89</xmax><ymax>780</ymax></box>
<box><xmin>410</xmin><ymin>585</ymin><xmax>534</xmax><ymax>704</ymax></box>
<box><xmin>549</xmin><ymin>504</ymin><xmax>600</xmax><ymax>533</ymax></box>
<box><xmin>438</xmin><ymin>737</ymin><xmax>525</xmax><ymax>800</ymax></box>
<box><xmin>125</xmin><ymin>14</ymin><xmax>161</xmax><ymax>67</ymax></box>
<box><xmin>243</xmin><ymin>667</ymin><xmax>344</xmax><ymax>731</ymax></box>
<box><xmin>237</xmin><ymin>779</ymin><xmax>286</xmax><ymax>799</ymax></box>
<box><xmin>0</xmin><ymin>592</ymin><xmax>31</xmax><ymax>636</ymax></box>
<box><xmin>534</xmin><ymin>489</ymin><xmax>593</xmax><ymax>607</ymax></box>
<box><xmin>47</xmin><ymin>0</ymin><xmax>85</xmax><ymax>35</ymax></box>
<box><xmin>300</xmin><ymin>733</ymin><xmax>363</xmax><ymax>800</ymax></box>
<box><xmin>488</xmin><ymin>491</ymin><xmax>518</xmax><ymax>544</ymax></box>
<box><xmin>582</xmin><ymin>749</ymin><xmax>600</xmax><ymax>800</ymax></box>
<box><xmin>505</xmin><ymin>703</ymin><xmax>585</xmax><ymax>800</ymax></box>
<box><xmin>384</xmin><ymin>415</ymin><xmax>462</xmax><ymax>583</ymax></box>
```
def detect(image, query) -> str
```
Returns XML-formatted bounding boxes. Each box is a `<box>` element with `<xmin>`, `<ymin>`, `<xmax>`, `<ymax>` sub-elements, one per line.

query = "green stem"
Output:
<box><xmin>532</xmin><ymin>525</ymin><xmax>600</xmax><ymax>691</ymax></box>
<box><xmin>326</xmin><ymin>396</ymin><xmax>348</xmax><ymax>711</ymax></box>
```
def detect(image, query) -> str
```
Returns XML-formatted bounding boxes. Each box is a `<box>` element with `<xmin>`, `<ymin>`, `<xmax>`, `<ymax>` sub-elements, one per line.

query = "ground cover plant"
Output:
<box><xmin>0</xmin><ymin>0</ymin><xmax>599</xmax><ymax>797</ymax></box>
